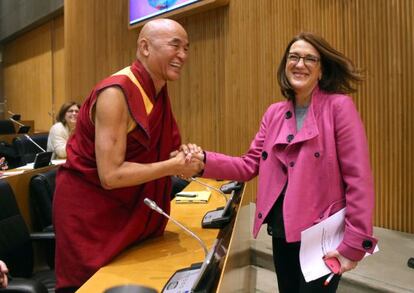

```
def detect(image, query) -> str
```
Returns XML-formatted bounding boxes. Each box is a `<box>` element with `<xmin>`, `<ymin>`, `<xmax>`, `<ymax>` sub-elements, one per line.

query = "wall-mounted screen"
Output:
<box><xmin>129</xmin><ymin>0</ymin><xmax>229</xmax><ymax>29</ymax></box>
<box><xmin>129</xmin><ymin>0</ymin><xmax>200</xmax><ymax>26</ymax></box>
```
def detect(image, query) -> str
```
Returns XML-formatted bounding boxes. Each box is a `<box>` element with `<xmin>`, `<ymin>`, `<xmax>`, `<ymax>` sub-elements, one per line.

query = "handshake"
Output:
<box><xmin>169</xmin><ymin>143</ymin><xmax>205</xmax><ymax>179</ymax></box>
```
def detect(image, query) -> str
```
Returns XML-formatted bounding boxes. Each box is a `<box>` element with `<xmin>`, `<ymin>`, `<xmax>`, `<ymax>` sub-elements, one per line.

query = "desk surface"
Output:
<box><xmin>77</xmin><ymin>179</ymin><xmax>243</xmax><ymax>293</ymax></box>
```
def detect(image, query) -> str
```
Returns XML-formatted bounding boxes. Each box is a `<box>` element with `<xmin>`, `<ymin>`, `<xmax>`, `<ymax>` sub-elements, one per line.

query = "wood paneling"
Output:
<box><xmin>61</xmin><ymin>0</ymin><xmax>413</xmax><ymax>233</ymax></box>
<box><xmin>3</xmin><ymin>15</ymin><xmax>64</xmax><ymax>131</ymax></box>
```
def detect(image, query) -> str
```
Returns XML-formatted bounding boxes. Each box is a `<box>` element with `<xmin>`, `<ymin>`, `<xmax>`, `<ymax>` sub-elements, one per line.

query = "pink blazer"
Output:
<box><xmin>203</xmin><ymin>87</ymin><xmax>377</xmax><ymax>261</ymax></box>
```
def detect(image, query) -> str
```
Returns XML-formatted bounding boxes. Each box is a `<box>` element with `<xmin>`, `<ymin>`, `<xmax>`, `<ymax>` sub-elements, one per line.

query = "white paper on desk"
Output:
<box><xmin>1</xmin><ymin>170</ymin><xmax>25</xmax><ymax>176</ymax></box>
<box><xmin>299</xmin><ymin>208</ymin><xmax>378</xmax><ymax>282</ymax></box>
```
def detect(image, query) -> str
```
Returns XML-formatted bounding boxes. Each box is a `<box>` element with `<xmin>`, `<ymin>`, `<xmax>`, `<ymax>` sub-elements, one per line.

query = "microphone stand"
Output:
<box><xmin>143</xmin><ymin>198</ymin><xmax>218</xmax><ymax>293</ymax></box>
<box><xmin>188</xmin><ymin>178</ymin><xmax>237</xmax><ymax>229</ymax></box>
<box><xmin>144</xmin><ymin>198</ymin><xmax>208</xmax><ymax>257</ymax></box>
<box><xmin>23</xmin><ymin>134</ymin><xmax>46</xmax><ymax>152</ymax></box>
<box><xmin>189</xmin><ymin>177</ymin><xmax>228</xmax><ymax>203</ymax></box>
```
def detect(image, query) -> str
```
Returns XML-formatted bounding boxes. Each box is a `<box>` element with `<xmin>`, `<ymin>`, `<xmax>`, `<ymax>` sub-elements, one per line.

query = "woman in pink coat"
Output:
<box><xmin>195</xmin><ymin>33</ymin><xmax>378</xmax><ymax>292</ymax></box>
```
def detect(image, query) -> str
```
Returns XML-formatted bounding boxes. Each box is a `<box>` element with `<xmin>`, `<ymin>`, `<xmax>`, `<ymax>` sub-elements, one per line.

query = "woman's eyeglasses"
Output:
<box><xmin>67</xmin><ymin>109</ymin><xmax>79</xmax><ymax>114</ymax></box>
<box><xmin>287</xmin><ymin>53</ymin><xmax>320</xmax><ymax>67</ymax></box>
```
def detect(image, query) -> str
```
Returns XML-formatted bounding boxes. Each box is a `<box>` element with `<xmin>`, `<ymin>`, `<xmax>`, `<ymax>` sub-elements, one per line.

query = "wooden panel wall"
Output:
<box><xmin>3</xmin><ymin>15</ymin><xmax>64</xmax><ymax>131</ymax></box>
<box><xmin>62</xmin><ymin>0</ymin><xmax>413</xmax><ymax>233</ymax></box>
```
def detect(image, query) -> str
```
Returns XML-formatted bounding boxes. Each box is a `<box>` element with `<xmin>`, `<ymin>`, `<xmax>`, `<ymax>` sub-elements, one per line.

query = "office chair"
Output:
<box><xmin>29</xmin><ymin>169</ymin><xmax>57</xmax><ymax>268</ymax></box>
<box><xmin>170</xmin><ymin>176</ymin><xmax>190</xmax><ymax>199</ymax></box>
<box><xmin>0</xmin><ymin>120</ymin><xmax>15</xmax><ymax>135</ymax></box>
<box><xmin>0</xmin><ymin>180</ymin><xmax>55</xmax><ymax>293</ymax></box>
<box><xmin>12</xmin><ymin>133</ymin><xmax>49</xmax><ymax>165</ymax></box>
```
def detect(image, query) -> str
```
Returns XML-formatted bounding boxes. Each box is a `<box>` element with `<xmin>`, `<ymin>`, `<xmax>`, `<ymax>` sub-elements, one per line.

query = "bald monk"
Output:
<box><xmin>53</xmin><ymin>19</ymin><xmax>203</xmax><ymax>292</ymax></box>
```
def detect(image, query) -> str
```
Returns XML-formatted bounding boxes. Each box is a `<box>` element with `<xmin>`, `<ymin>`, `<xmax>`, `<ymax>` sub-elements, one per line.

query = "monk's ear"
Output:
<box><xmin>138</xmin><ymin>38</ymin><xmax>150</xmax><ymax>57</ymax></box>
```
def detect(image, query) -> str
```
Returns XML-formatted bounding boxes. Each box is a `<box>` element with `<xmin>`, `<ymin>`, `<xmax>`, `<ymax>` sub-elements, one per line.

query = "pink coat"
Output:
<box><xmin>203</xmin><ymin>87</ymin><xmax>377</xmax><ymax>261</ymax></box>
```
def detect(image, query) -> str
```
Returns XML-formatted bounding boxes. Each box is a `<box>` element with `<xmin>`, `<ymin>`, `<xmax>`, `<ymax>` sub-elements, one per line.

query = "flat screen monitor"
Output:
<box><xmin>129</xmin><ymin>0</ymin><xmax>229</xmax><ymax>29</ymax></box>
<box><xmin>129</xmin><ymin>0</ymin><xmax>200</xmax><ymax>27</ymax></box>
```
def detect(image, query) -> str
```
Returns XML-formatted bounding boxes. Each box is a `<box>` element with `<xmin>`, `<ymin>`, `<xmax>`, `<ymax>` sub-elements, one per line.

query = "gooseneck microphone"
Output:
<box><xmin>190</xmin><ymin>177</ymin><xmax>228</xmax><ymax>202</ymax></box>
<box><xmin>9</xmin><ymin>116</ymin><xmax>24</xmax><ymax>126</ymax></box>
<box><xmin>23</xmin><ymin>134</ymin><xmax>46</xmax><ymax>152</ymax></box>
<box><xmin>143</xmin><ymin>198</ymin><xmax>208</xmax><ymax>257</ymax></box>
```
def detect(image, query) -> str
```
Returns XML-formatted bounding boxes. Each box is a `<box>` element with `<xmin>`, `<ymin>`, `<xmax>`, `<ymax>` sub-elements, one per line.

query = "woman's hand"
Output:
<box><xmin>178</xmin><ymin>143</ymin><xmax>204</xmax><ymax>162</ymax></box>
<box><xmin>324</xmin><ymin>250</ymin><xmax>358</xmax><ymax>274</ymax></box>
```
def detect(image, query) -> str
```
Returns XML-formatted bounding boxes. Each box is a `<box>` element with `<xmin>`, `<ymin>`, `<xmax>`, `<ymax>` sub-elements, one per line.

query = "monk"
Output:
<box><xmin>53</xmin><ymin>19</ymin><xmax>203</xmax><ymax>292</ymax></box>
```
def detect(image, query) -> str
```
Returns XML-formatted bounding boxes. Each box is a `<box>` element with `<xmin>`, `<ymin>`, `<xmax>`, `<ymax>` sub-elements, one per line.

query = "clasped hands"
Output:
<box><xmin>170</xmin><ymin>143</ymin><xmax>205</xmax><ymax>179</ymax></box>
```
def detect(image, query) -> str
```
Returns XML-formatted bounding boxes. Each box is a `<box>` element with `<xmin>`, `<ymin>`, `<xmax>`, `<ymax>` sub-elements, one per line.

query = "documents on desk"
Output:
<box><xmin>299</xmin><ymin>208</ymin><xmax>379</xmax><ymax>282</ymax></box>
<box><xmin>175</xmin><ymin>191</ymin><xmax>211</xmax><ymax>203</ymax></box>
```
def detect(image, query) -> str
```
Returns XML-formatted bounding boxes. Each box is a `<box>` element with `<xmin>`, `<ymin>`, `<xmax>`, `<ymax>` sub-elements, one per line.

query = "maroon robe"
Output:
<box><xmin>53</xmin><ymin>60</ymin><xmax>181</xmax><ymax>290</ymax></box>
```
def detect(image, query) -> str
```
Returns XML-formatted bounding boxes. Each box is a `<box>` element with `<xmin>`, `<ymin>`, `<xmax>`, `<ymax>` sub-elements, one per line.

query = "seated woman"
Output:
<box><xmin>47</xmin><ymin>102</ymin><xmax>80</xmax><ymax>159</ymax></box>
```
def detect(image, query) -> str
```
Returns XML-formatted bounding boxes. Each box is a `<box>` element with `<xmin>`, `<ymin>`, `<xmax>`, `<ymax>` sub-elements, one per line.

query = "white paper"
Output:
<box><xmin>299</xmin><ymin>208</ymin><xmax>378</xmax><ymax>282</ymax></box>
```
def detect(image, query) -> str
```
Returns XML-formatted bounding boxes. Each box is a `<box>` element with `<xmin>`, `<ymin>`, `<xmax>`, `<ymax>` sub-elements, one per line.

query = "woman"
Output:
<box><xmin>195</xmin><ymin>32</ymin><xmax>377</xmax><ymax>292</ymax></box>
<box><xmin>47</xmin><ymin>102</ymin><xmax>80</xmax><ymax>159</ymax></box>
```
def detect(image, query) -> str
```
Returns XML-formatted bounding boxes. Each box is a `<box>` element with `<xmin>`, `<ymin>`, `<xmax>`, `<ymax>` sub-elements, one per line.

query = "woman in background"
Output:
<box><xmin>47</xmin><ymin>102</ymin><xmax>80</xmax><ymax>159</ymax></box>
<box><xmin>194</xmin><ymin>32</ymin><xmax>377</xmax><ymax>292</ymax></box>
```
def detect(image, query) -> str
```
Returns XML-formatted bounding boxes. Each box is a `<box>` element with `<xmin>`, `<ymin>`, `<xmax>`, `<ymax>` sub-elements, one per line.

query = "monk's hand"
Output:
<box><xmin>324</xmin><ymin>250</ymin><xmax>358</xmax><ymax>274</ymax></box>
<box><xmin>173</xmin><ymin>151</ymin><xmax>204</xmax><ymax>179</ymax></box>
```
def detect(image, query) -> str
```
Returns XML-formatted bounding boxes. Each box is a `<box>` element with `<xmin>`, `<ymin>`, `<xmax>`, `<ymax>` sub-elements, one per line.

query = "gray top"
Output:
<box><xmin>295</xmin><ymin>105</ymin><xmax>309</xmax><ymax>131</ymax></box>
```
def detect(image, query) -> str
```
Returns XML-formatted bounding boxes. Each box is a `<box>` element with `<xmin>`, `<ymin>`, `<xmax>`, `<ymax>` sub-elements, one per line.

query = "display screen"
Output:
<box><xmin>129</xmin><ymin>0</ymin><xmax>201</xmax><ymax>26</ymax></box>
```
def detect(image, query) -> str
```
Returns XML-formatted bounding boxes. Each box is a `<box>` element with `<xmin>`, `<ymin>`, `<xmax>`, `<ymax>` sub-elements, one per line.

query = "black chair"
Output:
<box><xmin>170</xmin><ymin>176</ymin><xmax>190</xmax><ymax>199</ymax></box>
<box><xmin>29</xmin><ymin>169</ymin><xmax>56</xmax><ymax>232</ymax></box>
<box><xmin>0</xmin><ymin>180</ymin><xmax>55</xmax><ymax>293</ymax></box>
<box><xmin>12</xmin><ymin>133</ymin><xmax>48</xmax><ymax>165</ymax></box>
<box><xmin>0</xmin><ymin>120</ymin><xmax>15</xmax><ymax>135</ymax></box>
<box><xmin>29</xmin><ymin>169</ymin><xmax>57</xmax><ymax>268</ymax></box>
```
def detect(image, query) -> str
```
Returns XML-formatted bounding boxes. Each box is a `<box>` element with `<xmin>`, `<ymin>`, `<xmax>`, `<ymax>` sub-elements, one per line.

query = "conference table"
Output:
<box><xmin>77</xmin><ymin>178</ymin><xmax>251</xmax><ymax>293</ymax></box>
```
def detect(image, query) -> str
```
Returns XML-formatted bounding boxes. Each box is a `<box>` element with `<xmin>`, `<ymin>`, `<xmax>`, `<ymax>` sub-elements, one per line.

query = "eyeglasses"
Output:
<box><xmin>287</xmin><ymin>53</ymin><xmax>320</xmax><ymax>67</ymax></box>
<box><xmin>67</xmin><ymin>109</ymin><xmax>79</xmax><ymax>114</ymax></box>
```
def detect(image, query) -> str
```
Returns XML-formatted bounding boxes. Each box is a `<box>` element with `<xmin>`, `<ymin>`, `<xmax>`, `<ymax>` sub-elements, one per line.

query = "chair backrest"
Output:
<box><xmin>0</xmin><ymin>180</ymin><xmax>34</xmax><ymax>278</ymax></box>
<box><xmin>13</xmin><ymin>133</ymin><xmax>49</xmax><ymax>164</ymax></box>
<box><xmin>0</xmin><ymin>120</ymin><xmax>15</xmax><ymax>135</ymax></box>
<box><xmin>29</xmin><ymin>169</ymin><xmax>57</xmax><ymax>232</ymax></box>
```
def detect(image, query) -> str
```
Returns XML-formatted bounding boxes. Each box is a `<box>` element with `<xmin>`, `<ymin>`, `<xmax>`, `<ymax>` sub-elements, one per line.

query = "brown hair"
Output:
<box><xmin>277</xmin><ymin>32</ymin><xmax>363</xmax><ymax>100</ymax></box>
<box><xmin>56</xmin><ymin>102</ymin><xmax>80</xmax><ymax>125</ymax></box>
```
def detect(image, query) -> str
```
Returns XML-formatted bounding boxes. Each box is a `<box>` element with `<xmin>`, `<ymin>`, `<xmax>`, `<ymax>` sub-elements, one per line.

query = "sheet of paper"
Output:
<box><xmin>299</xmin><ymin>208</ymin><xmax>379</xmax><ymax>282</ymax></box>
<box><xmin>1</xmin><ymin>170</ymin><xmax>25</xmax><ymax>177</ymax></box>
<box><xmin>175</xmin><ymin>191</ymin><xmax>211</xmax><ymax>203</ymax></box>
<box><xmin>299</xmin><ymin>208</ymin><xmax>346</xmax><ymax>282</ymax></box>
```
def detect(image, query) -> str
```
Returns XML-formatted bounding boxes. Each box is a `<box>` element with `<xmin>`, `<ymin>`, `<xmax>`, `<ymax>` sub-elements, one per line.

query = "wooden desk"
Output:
<box><xmin>1</xmin><ymin>164</ymin><xmax>59</xmax><ymax>230</ymax></box>
<box><xmin>77</xmin><ymin>179</ymin><xmax>247</xmax><ymax>293</ymax></box>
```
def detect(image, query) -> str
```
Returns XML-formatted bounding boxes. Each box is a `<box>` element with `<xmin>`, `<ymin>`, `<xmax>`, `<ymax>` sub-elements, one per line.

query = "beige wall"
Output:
<box><xmin>2</xmin><ymin>0</ymin><xmax>413</xmax><ymax>233</ymax></box>
<box><xmin>3</xmin><ymin>15</ymin><xmax>64</xmax><ymax>131</ymax></box>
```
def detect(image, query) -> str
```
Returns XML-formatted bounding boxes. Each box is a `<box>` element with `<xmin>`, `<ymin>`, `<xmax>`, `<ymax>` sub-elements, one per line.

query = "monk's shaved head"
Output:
<box><xmin>135</xmin><ymin>18</ymin><xmax>189</xmax><ymax>93</ymax></box>
<box><xmin>139</xmin><ymin>19</ymin><xmax>186</xmax><ymax>41</ymax></box>
<box><xmin>137</xmin><ymin>19</ymin><xmax>188</xmax><ymax>60</ymax></box>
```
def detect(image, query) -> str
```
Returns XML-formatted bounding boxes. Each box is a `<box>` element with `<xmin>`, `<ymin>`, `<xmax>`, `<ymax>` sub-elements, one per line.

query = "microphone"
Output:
<box><xmin>23</xmin><ymin>134</ymin><xmax>46</xmax><ymax>152</ymax></box>
<box><xmin>8</xmin><ymin>110</ymin><xmax>21</xmax><ymax>122</ymax></box>
<box><xmin>143</xmin><ymin>198</ymin><xmax>208</xmax><ymax>257</ymax></box>
<box><xmin>190</xmin><ymin>177</ymin><xmax>228</xmax><ymax>203</ymax></box>
<box><xmin>188</xmin><ymin>178</ymin><xmax>240</xmax><ymax>229</ymax></box>
<box><xmin>9</xmin><ymin>116</ymin><xmax>24</xmax><ymax>126</ymax></box>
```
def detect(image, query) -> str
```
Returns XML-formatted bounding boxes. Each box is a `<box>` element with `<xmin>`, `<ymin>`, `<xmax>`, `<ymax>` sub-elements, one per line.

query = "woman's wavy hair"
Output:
<box><xmin>56</xmin><ymin>101</ymin><xmax>80</xmax><ymax>125</ymax></box>
<box><xmin>277</xmin><ymin>32</ymin><xmax>364</xmax><ymax>101</ymax></box>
